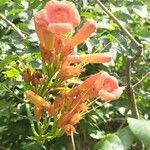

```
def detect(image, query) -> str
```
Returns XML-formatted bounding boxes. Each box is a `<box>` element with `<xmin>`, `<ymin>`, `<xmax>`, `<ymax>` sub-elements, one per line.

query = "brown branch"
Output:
<box><xmin>133</xmin><ymin>72</ymin><xmax>150</xmax><ymax>89</ymax></box>
<box><xmin>96</xmin><ymin>0</ymin><xmax>143</xmax><ymax>50</ymax></box>
<box><xmin>0</xmin><ymin>146</ymin><xmax>8</xmax><ymax>150</ymax></box>
<box><xmin>0</xmin><ymin>13</ymin><xmax>26</xmax><ymax>39</ymax></box>
<box><xmin>125</xmin><ymin>56</ymin><xmax>139</xmax><ymax>119</ymax></box>
<box><xmin>96</xmin><ymin>1</ymin><xmax>144</xmax><ymax>149</ymax></box>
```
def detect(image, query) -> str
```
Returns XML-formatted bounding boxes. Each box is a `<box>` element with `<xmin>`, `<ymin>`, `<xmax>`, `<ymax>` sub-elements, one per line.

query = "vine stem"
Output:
<box><xmin>133</xmin><ymin>72</ymin><xmax>150</xmax><ymax>89</ymax></box>
<box><xmin>0</xmin><ymin>13</ymin><xmax>26</xmax><ymax>39</ymax></box>
<box><xmin>96</xmin><ymin>0</ymin><xmax>142</xmax><ymax>50</ymax></box>
<box><xmin>125</xmin><ymin>56</ymin><xmax>139</xmax><ymax>119</ymax></box>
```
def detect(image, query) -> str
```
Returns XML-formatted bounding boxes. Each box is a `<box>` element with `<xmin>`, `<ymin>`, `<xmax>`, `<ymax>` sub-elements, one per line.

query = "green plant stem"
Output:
<box><xmin>1</xmin><ymin>83</ymin><xmax>23</xmax><ymax>101</ymax></box>
<box><xmin>0</xmin><ymin>13</ymin><xmax>26</xmax><ymax>39</ymax></box>
<box><xmin>71</xmin><ymin>132</ymin><xmax>76</xmax><ymax>150</ymax></box>
<box><xmin>26</xmin><ymin>103</ymin><xmax>38</xmax><ymax>136</ymax></box>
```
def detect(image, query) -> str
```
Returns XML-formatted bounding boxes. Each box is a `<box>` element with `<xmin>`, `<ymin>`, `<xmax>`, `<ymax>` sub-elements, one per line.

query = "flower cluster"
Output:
<box><xmin>23</xmin><ymin>0</ymin><xmax>123</xmax><ymax>140</ymax></box>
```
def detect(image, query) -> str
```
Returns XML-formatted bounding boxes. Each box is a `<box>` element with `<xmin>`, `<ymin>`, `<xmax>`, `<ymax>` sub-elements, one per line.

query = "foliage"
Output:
<box><xmin>0</xmin><ymin>0</ymin><xmax>149</xmax><ymax>150</ymax></box>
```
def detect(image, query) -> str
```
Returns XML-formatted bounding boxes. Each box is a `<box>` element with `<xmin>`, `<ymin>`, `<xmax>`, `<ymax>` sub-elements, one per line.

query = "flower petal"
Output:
<box><xmin>98</xmin><ymin>88</ymin><xmax>123</xmax><ymax>101</ymax></box>
<box><xmin>48</xmin><ymin>23</ymin><xmax>73</xmax><ymax>34</ymax></box>
<box><xmin>70</xmin><ymin>20</ymin><xmax>96</xmax><ymax>46</ymax></box>
<box><xmin>45</xmin><ymin>0</ymin><xmax>80</xmax><ymax>26</ymax></box>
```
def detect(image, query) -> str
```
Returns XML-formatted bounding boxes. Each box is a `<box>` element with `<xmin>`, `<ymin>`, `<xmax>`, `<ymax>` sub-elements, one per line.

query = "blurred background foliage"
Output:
<box><xmin>0</xmin><ymin>0</ymin><xmax>150</xmax><ymax>149</ymax></box>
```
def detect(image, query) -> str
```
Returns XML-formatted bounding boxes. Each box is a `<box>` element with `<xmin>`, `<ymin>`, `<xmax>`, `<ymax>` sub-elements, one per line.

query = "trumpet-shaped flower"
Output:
<box><xmin>23</xmin><ymin>0</ymin><xmax>124</xmax><ymax>139</ymax></box>
<box><xmin>58</xmin><ymin>57</ymin><xmax>83</xmax><ymax>80</ymax></box>
<box><xmin>39</xmin><ymin>44</ymin><xmax>55</xmax><ymax>62</ymax></box>
<box><xmin>67</xmin><ymin>71</ymin><xmax>123</xmax><ymax>102</ymax></box>
<box><xmin>43</xmin><ymin>101</ymin><xmax>55</xmax><ymax>116</ymax></box>
<box><xmin>34</xmin><ymin>0</ymin><xmax>80</xmax><ymax>38</ymax></box>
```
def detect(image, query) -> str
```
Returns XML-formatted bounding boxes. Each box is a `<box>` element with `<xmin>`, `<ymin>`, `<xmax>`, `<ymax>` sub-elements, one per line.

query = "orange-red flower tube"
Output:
<box><xmin>70</xmin><ymin>20</ymin><xmax>96</xmax><ymax>47</ymax></box>
<box><xmin>67</xmin><ymin>71</ymin><xmax>123</xmax><ymax>102</ymax></box>
<box><xmin>67</xmin><ymin>52</ymin><xmax>112</xmax><ymax>64</ymax></box>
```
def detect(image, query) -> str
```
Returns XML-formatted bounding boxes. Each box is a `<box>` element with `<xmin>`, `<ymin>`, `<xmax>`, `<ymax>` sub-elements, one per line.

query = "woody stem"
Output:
<box><xmin>96</xmin><ymin>1</ymin><xmax>144</xmax><ymax>149</ymax></box>
<box><xmin>0</xmin><ymin>13</ymin><xmax>26</xmax><ymax>39</ymax></box>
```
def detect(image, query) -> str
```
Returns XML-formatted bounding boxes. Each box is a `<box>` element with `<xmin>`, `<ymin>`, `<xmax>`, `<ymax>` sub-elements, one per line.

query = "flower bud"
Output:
<box><xmin>25</xmin><ymin>90</ymin><xmax>46</xmax><ymax>107</ymax></box>
<box><xmin>34</xmin><ymin>106</ymin><xmax>42</xmax><ymax>121</ymax></box>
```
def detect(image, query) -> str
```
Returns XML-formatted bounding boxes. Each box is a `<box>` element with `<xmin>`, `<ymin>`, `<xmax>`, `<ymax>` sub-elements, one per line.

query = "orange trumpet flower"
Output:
<box><xmin>66</xmin><ymin>71</ymin><xmax>123</xmax><ymax>102</ymax></box>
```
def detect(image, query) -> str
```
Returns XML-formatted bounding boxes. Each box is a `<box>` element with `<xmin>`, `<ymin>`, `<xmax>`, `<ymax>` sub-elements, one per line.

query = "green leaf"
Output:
<box><xmin>89</xmin><ymin>130</ymin><xmax>103</xmax><ymax>139</ymax></box>
<box><xmin>95</xmin><ymin>140</ymin><xmax>112</xmax><ymax>150</ymax></box>
<box><xmin>94</xmin><ymin>134</ymin><xmax>124</xmax><ymax>150</ymax></box>
<box><xmin>116</xmin><ymin>126</ymin><xmax>135</xmax><ymax>150</ymax></box>
<box><xmin>0</xmin><ymin>126</ymin><xmax>7</xmax><ymax>133</ymax></box>
<box><xmin>0</xmin><ymin>84</ymin><xmax>7</xmax><ymax>95</ymax></box>
<box><xmin>0</xmin><ymin>99</ymin><xmax>11</xmax><ymax>109</ymax></box>
<box><xmin>21</xmin><ymin>142</ymin><xmax>45</xmax><ymax>150</ymax></box>
<box><xmin>0</xmin><ymin>0</ymin><xmax>7</xmax><ymax>6</ymax></box>
<box><xmin>132</xmin><ymin>6</ymin><xmax>148</xmax><ymax>18</ymax></box>
<box><xmin>128</xmin><ymin>118</ymin><xmax>150</xmax><ymax>147</ymax></box>
<box><xmin>5</xmin><ymin>67</ymin><xmax>20</xmax><ymax>78</ymax></box>
<box><xmin>0</xmin><ymin>55</ymin><xmax>18</xmax><ymax>72</ymax></box>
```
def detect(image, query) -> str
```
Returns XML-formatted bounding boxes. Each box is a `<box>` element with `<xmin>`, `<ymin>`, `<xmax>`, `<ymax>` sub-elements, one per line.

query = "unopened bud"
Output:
<box><xmin>25</xmin><ymin>90</ymin><xmax>46</xmax><ymax>107</ymax></box>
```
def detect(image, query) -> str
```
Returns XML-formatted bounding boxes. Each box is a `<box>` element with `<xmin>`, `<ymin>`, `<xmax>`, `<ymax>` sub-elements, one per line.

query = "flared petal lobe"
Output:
<box><xmin>48</xmin><ymin>23</ymin><xmax>73</xmax><ymax>34</ymax></box>
<box><xmin>98</xmin><ymin>75</ymin><xmax>123</xmax><ymax>101</ymax></box>
<box><xmin>70</xmin><ymin>20</ymin><xmax>96</xmax><ymax>47</ymax></box>
<box><xmin>34</xmin><ymin>0</ymin><xmax>80</xmax><ymax>38</ymax></box>
<box><xmin>45</xmin><ymin>0</ymin><xmax>80</xmax><ymax>26</ymax></box>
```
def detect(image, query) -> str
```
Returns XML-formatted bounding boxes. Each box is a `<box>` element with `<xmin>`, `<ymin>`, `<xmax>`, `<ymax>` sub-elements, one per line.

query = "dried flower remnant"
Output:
<box><xmin>22</xmin><ymin>68</ymin><xmax>32</xmax><ymax>84</ymax></box>
<box><xmin>32</xmin><ymin>72</ymin><xmax>44</xmax><ymax>86</ymax></box>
